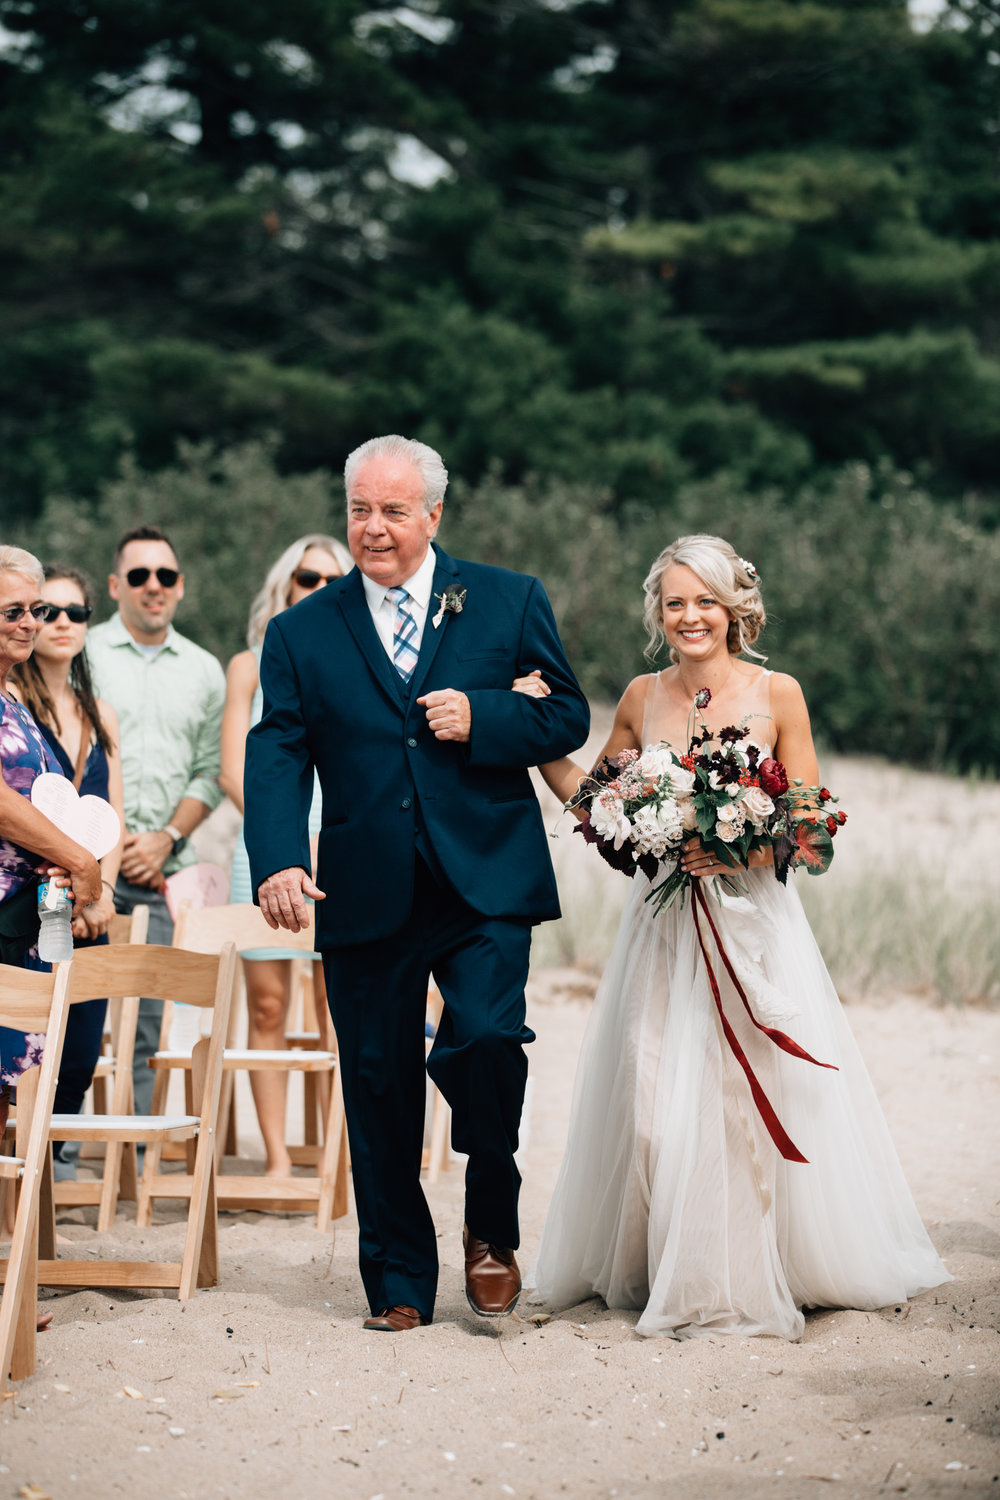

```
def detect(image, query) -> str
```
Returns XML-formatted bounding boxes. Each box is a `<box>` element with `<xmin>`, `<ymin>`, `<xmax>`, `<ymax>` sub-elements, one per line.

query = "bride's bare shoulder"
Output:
<box><xmin>604</xmin><ymin>673</ymin><xmax>657</xmax><ymax>750</ymax></box>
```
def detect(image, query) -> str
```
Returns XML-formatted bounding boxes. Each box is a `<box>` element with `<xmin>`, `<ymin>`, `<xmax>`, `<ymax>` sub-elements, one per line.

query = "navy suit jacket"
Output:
<box><xmin>243</xmin><ymin>545</ymin><xmax>590</xmax><ymax>948</ymax></box>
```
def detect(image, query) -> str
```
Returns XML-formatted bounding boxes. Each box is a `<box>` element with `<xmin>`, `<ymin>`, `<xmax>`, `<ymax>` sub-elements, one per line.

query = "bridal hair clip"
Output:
<box><xmin>738</xmin><ymin>557</ymin><xmax>759</xmax><ymax>584</ymax></box>
<box><xmin>432</xmin><ymin>585</ymin><xmax>467</xmax><ymax>629</ymax></box>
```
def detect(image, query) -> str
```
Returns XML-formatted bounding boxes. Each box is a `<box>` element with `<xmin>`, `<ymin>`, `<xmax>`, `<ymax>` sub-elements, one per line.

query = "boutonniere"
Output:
<box><xmin>432</xmin><ymin>585</ymin><xmax>467</xmax><ymax>629</ymax></box>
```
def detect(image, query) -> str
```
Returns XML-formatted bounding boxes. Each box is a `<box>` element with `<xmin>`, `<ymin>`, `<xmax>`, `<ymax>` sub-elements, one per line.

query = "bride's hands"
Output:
<box><xmin>512</xmin><ymin>670</ymin><xmax>550</xmax><ymax>699</ymax></box>
<box><xmin>680</xmin><ymin>836</ymin><xmax>733</xmax><ymax>879</ymax></box>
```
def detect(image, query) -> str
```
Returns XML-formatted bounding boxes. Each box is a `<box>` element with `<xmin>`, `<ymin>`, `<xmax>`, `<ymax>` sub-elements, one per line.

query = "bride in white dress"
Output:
<box><xmin>526</xmin><ymin>533</ymin><xmax>949</xmax><ymax>1340</ymax></box>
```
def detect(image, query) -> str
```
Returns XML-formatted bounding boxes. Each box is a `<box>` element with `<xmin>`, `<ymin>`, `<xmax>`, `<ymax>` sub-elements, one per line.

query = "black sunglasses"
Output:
<box><xmin>0</xmin><ymin>602</ymin><xmax>50</xmax><ymax>624</ymax></box>
<box><xmin>293</xmin><ymin>568</ymin><xmax>339</xmax><ymax>590</ymax></box>
<box><xmin>125</xmin><ymin>566</ymin><xmax>180</xmax><ymax>589</ymax></box>
<box><xmin>43</xmin><ymin>603</ymin><xmax>93</xmax><ymax>624</ymax></box>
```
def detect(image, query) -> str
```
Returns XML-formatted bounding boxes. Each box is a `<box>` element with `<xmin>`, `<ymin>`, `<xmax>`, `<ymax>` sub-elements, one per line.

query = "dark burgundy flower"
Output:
<box><xmin>709</xmin><ymin>749</ymin><xmax>742</xmax><ymax>785</ymax></box>
<box><xmin>694</xmin><ymin>687</ymin><xmax>711</xmax><ymax>709</ymax></box>
<box><xmin>718</xmin><ymin>724</ymin><xmax>746</xmax><ymax>744</ymax></box>
<box><xmin>758</xmin><ymin>757</ymin><xmax>790</xmax><ymax>797</ymax></box>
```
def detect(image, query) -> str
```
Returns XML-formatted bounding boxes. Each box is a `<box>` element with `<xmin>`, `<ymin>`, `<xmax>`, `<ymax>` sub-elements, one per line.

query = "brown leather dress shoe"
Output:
<box><xmin>362</xmin><ymin>1305</ymin><xmax>428</xmax><ymax>1332</ymax></box>
<box><xmin>463</xmin><ymin>1225</ymin><xmax>521</xmax><ymax>1317</ymax></box>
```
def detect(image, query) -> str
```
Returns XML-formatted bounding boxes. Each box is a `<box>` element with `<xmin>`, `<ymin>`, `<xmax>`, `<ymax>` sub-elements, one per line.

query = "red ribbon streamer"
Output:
<box><xmin>690</xmin><ymin>880</ymin><xmax>837</xmax><ymax>1165</ymax></box>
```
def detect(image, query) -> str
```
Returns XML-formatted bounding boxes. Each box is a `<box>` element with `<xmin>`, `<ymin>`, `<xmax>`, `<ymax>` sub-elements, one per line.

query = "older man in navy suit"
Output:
<box><xmin>244</xmin><ymin>435</ymin><xmax>588</xmax><ymax>1331</ymax></box>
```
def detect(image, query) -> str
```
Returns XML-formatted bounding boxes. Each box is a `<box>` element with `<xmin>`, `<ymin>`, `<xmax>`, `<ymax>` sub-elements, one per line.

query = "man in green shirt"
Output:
<box><xmin>88</xmin><ymin>525</ymin><xmax>226</xmax><ymax>1116</ymax></box>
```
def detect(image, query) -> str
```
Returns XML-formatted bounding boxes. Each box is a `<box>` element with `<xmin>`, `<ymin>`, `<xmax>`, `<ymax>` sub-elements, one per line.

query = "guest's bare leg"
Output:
<box><xmin>245</xmin><ymin>958</ymin><xmax>292</xmax><ymax>1176</ymax></box>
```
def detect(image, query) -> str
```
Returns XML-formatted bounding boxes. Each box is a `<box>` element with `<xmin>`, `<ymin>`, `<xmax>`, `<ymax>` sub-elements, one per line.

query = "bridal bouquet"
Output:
<box><xmin>571</xmin><ymin>687</ymin><xmax>846</xmax><ymax>913</ymax></box>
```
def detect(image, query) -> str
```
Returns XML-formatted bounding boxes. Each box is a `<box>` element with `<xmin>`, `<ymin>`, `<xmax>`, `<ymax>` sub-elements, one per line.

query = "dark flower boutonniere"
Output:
<box><xmin>432</xmin><ymin>585</ymin><xmax>467</xmax><ymax>629</ymax></box>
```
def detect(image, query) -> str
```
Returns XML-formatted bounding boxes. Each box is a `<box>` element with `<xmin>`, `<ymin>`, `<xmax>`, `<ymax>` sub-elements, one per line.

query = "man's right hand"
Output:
<box><xmin>257</xmin><ymin>867</ymin><xmax>326</xmax><ymax>932</ymax></box>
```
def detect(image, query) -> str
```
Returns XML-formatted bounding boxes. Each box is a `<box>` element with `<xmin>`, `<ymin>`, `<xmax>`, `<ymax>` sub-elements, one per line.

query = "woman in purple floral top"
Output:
<box><xmin>0</xmin><ymin>547</ymin><xmax>102</xmax><ymax>1095</ymax></box>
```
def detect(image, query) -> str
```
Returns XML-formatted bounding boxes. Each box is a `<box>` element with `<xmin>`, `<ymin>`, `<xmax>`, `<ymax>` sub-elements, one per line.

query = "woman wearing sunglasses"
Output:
<box><xmin>10</xmin><ymin>565</ymin><xmax>125</xmax><ymax>1180</ymax></box>
<box><xmin>220</xmin><ymin>534</ymin><xmax>352</xmax><ymax>1177</ymax></box>
<box><xmin>0</xmin><ymin>549</ymin><xmax>103</xmax><ymax>1284</ymax></box>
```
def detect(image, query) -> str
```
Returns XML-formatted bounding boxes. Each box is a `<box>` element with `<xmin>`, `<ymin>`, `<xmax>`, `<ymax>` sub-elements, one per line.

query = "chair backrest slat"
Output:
<box><xmin>67</xmin><ymin>944</ymin><xmax>224</xmax><ymax>1009</ymax></box>
<box><xmin>0</xmin><ymin>964</ymin><xmax>71</xmax><ymax>1033</ymax></box>
<box><xmin>173</xmin><ymin>902</ymin><xmax>315</xmax><ymax>957</ymax></box>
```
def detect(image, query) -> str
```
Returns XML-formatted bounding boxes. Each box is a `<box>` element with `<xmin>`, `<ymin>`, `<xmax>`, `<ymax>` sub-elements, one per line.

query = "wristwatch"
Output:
<box><xmin>164</xmin><ymin>823</ymin><xmax>188</xmax><ymax>857</ymax></box>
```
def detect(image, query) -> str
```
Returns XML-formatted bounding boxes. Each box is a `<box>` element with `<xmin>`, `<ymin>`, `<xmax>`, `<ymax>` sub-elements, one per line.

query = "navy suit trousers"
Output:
<box><xmin>322</xmin><ymin>858</ymin><xmax>534</xmax><ymax>1323</ymax></box>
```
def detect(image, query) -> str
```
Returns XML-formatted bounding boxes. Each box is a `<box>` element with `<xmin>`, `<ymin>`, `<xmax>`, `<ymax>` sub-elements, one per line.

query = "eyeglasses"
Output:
<box><xmin>293</xmin><ymin>569</ymin><xmax>340</xmax><ymax>590</ymax></box>
<box><xmin>42</xmin><ymin>603</ymin><xmax>93</xmax><ymax>624</ymax></box>
<box><xmin>0</xmin><ymin>603</ymin><xmax>50</xmax><ymax>624</ymax></box>
<box><xmin>125</xmin><ymin>567</ymin><xmax>180</xmax><ymax>589</ymax></box>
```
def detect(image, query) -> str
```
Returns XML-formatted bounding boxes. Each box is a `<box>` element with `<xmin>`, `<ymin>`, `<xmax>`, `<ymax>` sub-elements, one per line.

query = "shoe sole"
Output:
<box><xmin>465</xmin><ymin>1287</ymin><xmax>520</xmax><ymax>1318</ymax></box>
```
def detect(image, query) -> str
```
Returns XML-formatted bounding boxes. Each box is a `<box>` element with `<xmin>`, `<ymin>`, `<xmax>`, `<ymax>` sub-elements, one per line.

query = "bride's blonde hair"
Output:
<box><xmin>642</xmin><ymin>534</ymin><xmax>766</xmax><ymax>663</ymax></box>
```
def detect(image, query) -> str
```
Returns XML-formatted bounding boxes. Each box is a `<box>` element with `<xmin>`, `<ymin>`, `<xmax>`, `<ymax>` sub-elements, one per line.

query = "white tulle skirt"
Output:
<box><xmin>528</xmin><ymin>867</ymin><xmax>949</xmax><ymax>1340</ymax></box>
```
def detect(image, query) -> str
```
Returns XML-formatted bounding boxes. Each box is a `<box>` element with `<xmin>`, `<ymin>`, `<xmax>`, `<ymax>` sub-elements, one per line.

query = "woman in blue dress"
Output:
<box><xmin>220</xmin><ymin>534</ymin><xmax>352</xmax><ymax>1175</ymax></box>
<box><xmin>11</xmin><ymin>565</ymin><xmax>124</xmax><ymax>1162</ymax></box>
<box><xmin>0</xmin><ymin>548</ymin><xmax>102</xmax><ymax>1312</ymax></box>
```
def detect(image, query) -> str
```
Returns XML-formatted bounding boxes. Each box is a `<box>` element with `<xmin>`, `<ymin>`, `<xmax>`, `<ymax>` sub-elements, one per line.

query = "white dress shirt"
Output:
<box><xmin>360</xmin><ymin>543</ymin><xmax>439</xmax><ymax>664</ymax></box>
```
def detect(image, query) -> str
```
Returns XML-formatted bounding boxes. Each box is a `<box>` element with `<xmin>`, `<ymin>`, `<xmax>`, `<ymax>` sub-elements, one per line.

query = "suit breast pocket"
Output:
<box><xmin>454</xmin><ymin>645</ymin><xmax>509</xmax><ymax>660</ymax></box>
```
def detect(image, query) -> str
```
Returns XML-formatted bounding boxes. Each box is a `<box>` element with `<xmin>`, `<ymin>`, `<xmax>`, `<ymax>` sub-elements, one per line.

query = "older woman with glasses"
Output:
<box><xmin>10</xmin><ymin>565</ymin><xmax>125</xmax><ymax>1178</ymax></box>
<box><xmin>220</xmin><ymin>534</ymin><xmax>352</xmax><ymax>1176</ymax></box>
<box><xmin>0</xmin><ymin>548</ymin><xmax>102</xmax><ymax>1297</ymax></box>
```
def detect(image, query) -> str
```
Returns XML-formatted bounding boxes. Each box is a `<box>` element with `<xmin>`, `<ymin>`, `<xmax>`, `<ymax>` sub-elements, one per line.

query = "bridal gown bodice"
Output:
<box><xmin>529</xmin><ymin>668</ymin><xmax>949</xmax><ymax>1340</ymax></box>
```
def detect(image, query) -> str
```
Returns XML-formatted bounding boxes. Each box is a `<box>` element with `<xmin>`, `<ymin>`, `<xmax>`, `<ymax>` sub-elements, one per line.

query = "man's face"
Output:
<box><xmin>347</xmin><ymin>456</ymin><xmax>442</xmax><ymax>588</ymax></box>
<box><xmin>109</xmin><ymin>540</ymin><xmax>184</xmax><ymax>641</ymax></box>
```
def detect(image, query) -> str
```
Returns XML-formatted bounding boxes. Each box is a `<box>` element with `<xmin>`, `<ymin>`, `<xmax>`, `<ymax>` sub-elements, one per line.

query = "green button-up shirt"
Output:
<box><xmin>87</xmin><ymin>612</ymin><xmax>226</xmax><ymax>873</ymax></box>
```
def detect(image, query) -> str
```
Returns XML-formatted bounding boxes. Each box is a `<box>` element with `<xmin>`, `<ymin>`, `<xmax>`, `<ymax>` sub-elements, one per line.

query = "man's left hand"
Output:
<box><xmin>119</xmin><ymin>829</ymin><xmax>172</xmax><ymax>887</ymax></box>
<box><xmin>417</xmin><ymin>688</ymin><xmax>472</xmax><ymax>742</ymax></box>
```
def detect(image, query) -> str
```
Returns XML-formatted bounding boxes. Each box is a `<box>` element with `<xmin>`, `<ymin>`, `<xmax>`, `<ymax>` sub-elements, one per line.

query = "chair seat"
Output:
<box><xmin>47</xmin><ymin>1113</ymin><xmax>199</xmax><ymax>1142</ymax></box>
<box><xmin>151</xmin><ymin>1049</ymin><xmax>337</xmax><ymax>1072</ymax></box>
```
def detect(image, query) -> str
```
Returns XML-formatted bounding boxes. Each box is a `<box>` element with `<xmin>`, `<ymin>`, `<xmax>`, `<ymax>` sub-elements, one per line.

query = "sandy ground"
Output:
<box><xmin>1</xmin><ymin>981</ymin><xmax>998</xmax><ymax>1500</ymax></box>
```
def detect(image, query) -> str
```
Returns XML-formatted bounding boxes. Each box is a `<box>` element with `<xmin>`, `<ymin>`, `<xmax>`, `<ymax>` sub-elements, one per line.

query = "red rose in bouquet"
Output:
<box><xmin>758</xmin><ymin>757</ymin><xmax>790</xmax><ymax>797</ymax></box>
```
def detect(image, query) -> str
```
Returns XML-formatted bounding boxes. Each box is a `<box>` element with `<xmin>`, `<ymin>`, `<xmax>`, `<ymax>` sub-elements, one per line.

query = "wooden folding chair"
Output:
<box><xmin>144</xmin><ymin>903</ymin><xmax>348</xmax><ymax>1231</ymax></box>
<box><xmin>51</xmin><ymin>905</ymin><xmax>149</xmax><ymax>1226</ymax></box>
<box><xmin>0</xmin><ymin>959</ymin><xmax>73</xmax><ymax>1389</ymax></box>
<box><xmin>1</xmin><ymin>941</ymin><xmax>236</xmax><ymax>1303</ymax></box>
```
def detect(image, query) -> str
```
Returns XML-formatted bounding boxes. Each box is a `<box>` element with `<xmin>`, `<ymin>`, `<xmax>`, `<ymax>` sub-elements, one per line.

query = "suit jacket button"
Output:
<box><xmin>401</xmin><ymin>797</ymin><xmax>412</xmax><ymax>809</ymax></box>
<box><xmin>407</xmin><ymin>736</ymin><xmax>417</xmax><ymax>748</ymax></box>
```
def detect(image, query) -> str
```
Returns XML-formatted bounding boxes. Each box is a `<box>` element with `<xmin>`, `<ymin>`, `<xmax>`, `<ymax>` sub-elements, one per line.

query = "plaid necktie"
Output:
<box><xmin>386</xmin><ymin>585</ymin><xmax>419</xmax><ymax>682</ymax></box>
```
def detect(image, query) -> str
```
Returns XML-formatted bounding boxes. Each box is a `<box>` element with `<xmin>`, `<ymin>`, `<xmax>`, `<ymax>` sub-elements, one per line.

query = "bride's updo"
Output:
<box><xmin>642</xmin><ymin>533</ymin><xmax>766</xmax><ymax>663</ymax></box>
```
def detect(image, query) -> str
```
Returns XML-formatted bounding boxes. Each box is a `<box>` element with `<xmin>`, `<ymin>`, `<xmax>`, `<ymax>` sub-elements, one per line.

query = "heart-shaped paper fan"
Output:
<box><xmin>162</xmin><ymin>862</ymin><xmax>229</xmax><ymax>920</ymax></box>
<box><xmin>31</xmin><ymin>772</ymin><xmax>121</xmax><ymax>860</ymax></box>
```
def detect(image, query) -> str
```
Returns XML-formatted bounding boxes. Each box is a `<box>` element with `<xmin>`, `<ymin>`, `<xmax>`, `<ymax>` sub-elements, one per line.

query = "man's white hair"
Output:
<box><xmin>344</xmin><ymin>435</ymin><xmax>449</xmax><ymax>515</ymax></box>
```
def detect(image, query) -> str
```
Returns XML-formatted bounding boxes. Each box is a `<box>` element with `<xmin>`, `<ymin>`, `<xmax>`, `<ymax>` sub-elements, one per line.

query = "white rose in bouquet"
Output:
<box><xmin>715</xmin><ymin>801</ymin><xmax>746</xmax><ymax>842</ymax></box>
<box><xmin>637</xmin><ymin>745</ymin><xmax>675</xmax><ymax>779</ymax></box>
<box><xmin>667</xmin><ymin>763</ymin><xmax>696</xmax><ymax>796</ymax></box>
<box><xmin>741</xmin><ymin>786</ymin><xmax>775</xmax><ymax>828</ymax></box>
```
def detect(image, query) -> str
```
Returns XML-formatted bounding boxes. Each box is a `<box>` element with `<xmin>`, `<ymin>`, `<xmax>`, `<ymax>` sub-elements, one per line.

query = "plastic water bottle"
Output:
<box><xmin>37</xmin><ymin>879</ymin><xmax>74</xmax><ymax>963</ymax></box>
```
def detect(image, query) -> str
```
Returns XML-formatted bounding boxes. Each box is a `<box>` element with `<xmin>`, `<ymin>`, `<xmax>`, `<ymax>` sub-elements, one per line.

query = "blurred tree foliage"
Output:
<box><xmin>3</xmin><ymin>0</ymin><xmax>1000</xmax><ymax>512</ymax></box>
<box><xmin>17</xmin><ymin>442</ymin><xmax>999</xmax><ymax>770</ymax></box>
<box><xmin>3</xmin><ymin>1</ymin><xmax>1000</xmax><ymax>765</ymax></box>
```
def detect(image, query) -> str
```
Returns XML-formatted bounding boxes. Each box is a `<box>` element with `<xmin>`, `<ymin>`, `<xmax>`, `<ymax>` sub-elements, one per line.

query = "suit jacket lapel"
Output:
<box><xmin>337</xmin><ymin>570</ymin><xmax>407</xmax><ymax>709</ymax></box>
<box><xmin>409</xmin><ymin>549</ymin><xmax>462</xmax><ymax>704</ymax></box>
